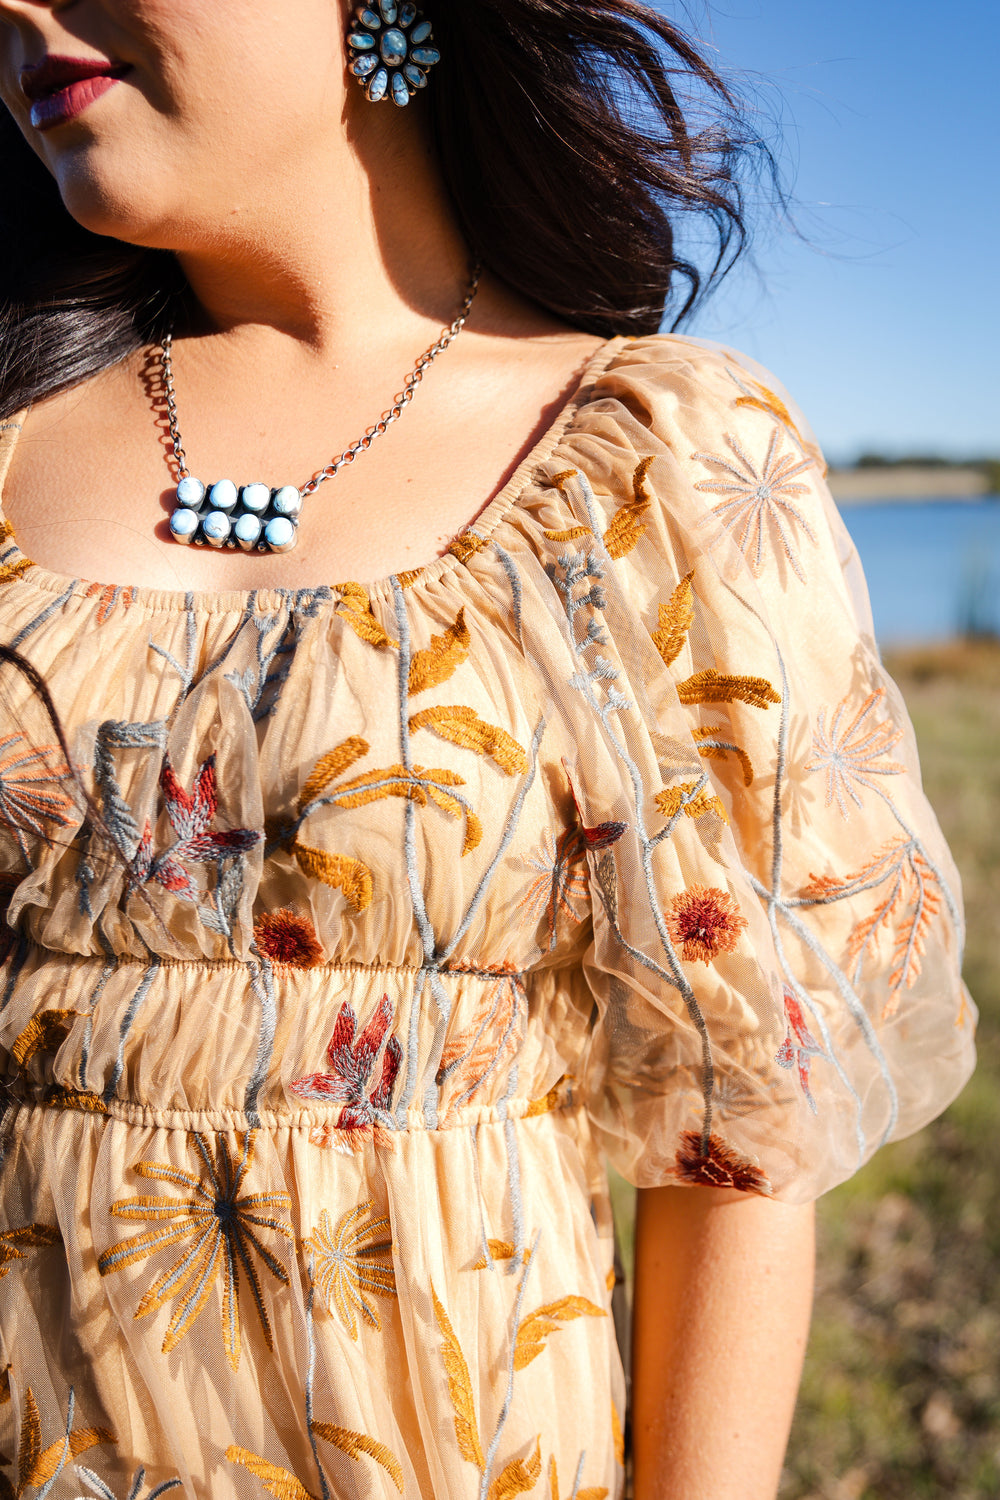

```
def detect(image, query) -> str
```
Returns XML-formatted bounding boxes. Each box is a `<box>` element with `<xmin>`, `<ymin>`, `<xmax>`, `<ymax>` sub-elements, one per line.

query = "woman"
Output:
<box><xmin>0</xmin><ymin>2</ymin><xmax>974</xmax><ymax>1497</ymax></box>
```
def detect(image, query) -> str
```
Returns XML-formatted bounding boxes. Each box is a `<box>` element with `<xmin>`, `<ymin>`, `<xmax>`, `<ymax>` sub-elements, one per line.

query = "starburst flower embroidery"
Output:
<box><xmin>305</xmin><ymin>1200</ymin><xmax>397</xmax><ymax>1339</ymax></box>
<box><xmin>694</xmin><ymin>429</ymin><xmax>817</xmax><ymax>582</ymax></box>
<box><xmin>0</xmin><ymin>733</ymin><xmax>75</xmax><ymax>865</ymax></box>
<box><xmin>253</xmin><ymin>906</ymin><xmax>325</xmax><ymax>968</ymax></box>
<box><xmin>775</xmin><ymin>989</ymin><xmax>826</xmax><ymax>1113</ymax></box>
<box><xmin>131</xmin><ymin>754</ymin><xmax>260</xmax><ymax>902</ymax></box>
<box><xmin>805</xmin><ymin>688</ymin><xmax>905</xmax><ymax>819</ymax></box>
<box><xmin>519</xmin><ymin>828</ymin><xmax>590</xmax><ymax>950</ymax></box>
<box><xmin>664</xmin><ymin>883</ymin><xmax>748</xmax><ymax>964</ymax></box>
<box><xmin>290</xmin><ymin>994</ymin><xmax>402</xmax><ymax>1137</ymax></box>
<box><xmin>97</xmin><ymin>1131</ymin><xmax>294</xmax><ymax>1372</ymax></box>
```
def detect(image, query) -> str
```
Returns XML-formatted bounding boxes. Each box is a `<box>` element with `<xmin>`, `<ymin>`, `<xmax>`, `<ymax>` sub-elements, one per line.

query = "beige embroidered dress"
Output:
<box><xmin>0</xmin><ymin>337</ymin><xmax>974</xmax><ymax>1500</ymax></box>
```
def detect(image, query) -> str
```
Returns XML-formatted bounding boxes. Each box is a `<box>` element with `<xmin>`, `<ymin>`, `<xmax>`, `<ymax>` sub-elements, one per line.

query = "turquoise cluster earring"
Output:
<box><xmin>347</xmin><ymin>2</ymin><xmax>441</xmax><ymax>107</ymax></box>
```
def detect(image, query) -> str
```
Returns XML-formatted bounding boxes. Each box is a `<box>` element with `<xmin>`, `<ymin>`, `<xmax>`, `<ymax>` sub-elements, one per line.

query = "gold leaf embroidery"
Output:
<box><xmin>691</xmin><ymin>726</ymin><xmax>755</xmax><ymax>787</ymax></box>
<box><xmin>311</xmin><ymin>1423</ymin><xmax>404</xmax><ymax>1493</ymax></box>
<box><xmin>655</xmin><ymin>781</ymin><xmax>728</xmax><ymax>824</ymax></box>
<box><xmin>45</xmin><ymin>1087</ymin><xmax>108</xmax><ymax>1115</ymax></box>
<box><xmin>408</xmin><ymin>608</ymin><xmax>470</xmax><ymax>695</ymax></box>
<box><xmin>513</xmin><ymin>1295</ymin><xmax>606</xmax><ymax>1370</ymax></box>
<box><xmin>487</xmin><ymin>1437</ymin><xmax>541</xmax><ymax>1500</ymax></box>
<box><xmin>449</xmin><ymin>533</ymin><xmax>489</xmax><ymax>565</ymax></box>
<box><xmin>16</xmin><ymin>1389</ymin><xmax>41</xmax><ymax>1488</ymax></box>
<box><xmin>397</xmin><ymin>568</ymin><xmax>423</xmax><ymax>590</ymax></box>
<box><xmin>605</xmin><ymin>1267</ymin><xmax>616</xmax><ymax>1292</ymax></box>
<box><xmin>299</xmin><ymin>738</ymin><xmax>371</xmax><ymax>810</ymax></box>
<box><xmin>423</xmin><ymin>779</ymin><xmax>482</xmax><ymax>855</ymax></box>
<box><xmin>604</xmin><ymin>456</ymin><xmax>654</xmax><ymax>559</ymax></box>
<box><xmin>676</xmin><ymin>668</ymin><xmax>781</xmax><ymax>710</ymax></box>
<box><xmin>611</xmin><ymin>1401</ymin><xmax>625</xmax><ymax>1466</ymax></box>
<box><xmin>336</xmin><ymin>583</ymin><xmax>395</xmax><ymax>650</ymax></box>
<box><xmin>293</xmin><ymin>844</ymin><xmax>374</xmax><ymax>912</ymax></box>
<box><xmin>0</xmin><ymin>520</ymin><xmax>13</xmax><ymax>545</ymax></box>
<box><xmin>0</xmin><ymin>1223</ymin><xmax>60</xmax><ymax>1280</ymax></box>
<box><xmin>734</xmin><ymin>378</ymin><xmax>803</xmax><ymax>444</ymax></box>
<box><xmin>651</xmin><ymin>570</ymin><xmax>695</xmax><ymax>668</ymax></box>
<box><xmin>28</xmin><ymin>1426</ymin><xmax>117</xmax><ymax>1488</ymax></box>
<box><xmin>225</xmin><ymin>1445</ymin><xmax>317</xmax><ymax>1500</ymax></box>
<box><xmin>471</xmin><ymin>1239</ymin><xmax>522</xmax><ymax>1270</ymax></box>
<box><xmin>432</xmin><ymin>1284</ymin><xmax>485</xmax><ymax>1472</ymax></box>
<box><xmin>0</xmin><ymin>559</ymin><xmax>32</xmax><ymax>586</ymax></box>
<box><xmin>408</xmin><ymin>705</ymin><xmax>529</xmax><ymax>775</ymax></box>
<box><xmin>10</xmin><ymin>1010</ymin><xmax>78</xmax><ymax>1070</ymax></box>
<box><xmin>543</xmin><ymin>526</ymin><xmax>592</xmax><ymax>543</ymax></box>
<box><xmin>306</xmin><ymin>1202</ymin><xmax>397</xmax><ymax>1338</ymax></box>
<box><xmin>0</xmin><ymin>1366</ymin><xmax>8</xmax><ymax>1404</ymax></box>
<box><xmin>545</xmin><ymin>469</ymin><xmax>579</xmax><ymax>491</ymax></box>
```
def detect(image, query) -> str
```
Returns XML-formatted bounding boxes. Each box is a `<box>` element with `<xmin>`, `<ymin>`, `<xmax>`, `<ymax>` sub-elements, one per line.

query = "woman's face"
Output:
<box><xmin>0</xmin><ymin>0</ymin><xmax>351</xmax><ymax>247</ymax></box>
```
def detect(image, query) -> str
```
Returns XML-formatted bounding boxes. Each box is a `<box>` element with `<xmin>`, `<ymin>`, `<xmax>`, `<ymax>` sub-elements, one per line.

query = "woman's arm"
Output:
<box><xmin>631</xmin><ymin>1184</ymin><xmax>815</xmax><ymax>1500</ymax></box>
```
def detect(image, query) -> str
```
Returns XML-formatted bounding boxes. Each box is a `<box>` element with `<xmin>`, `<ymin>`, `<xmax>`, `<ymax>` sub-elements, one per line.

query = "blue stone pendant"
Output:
<box><xmin>168</xmin><ymin>480</ymin><xmax>301</xmax><ymax>553</ymax></box>
<box><xmin>348</xmin><ymin>0</ymin><xmax>441</xmax><ymax>105</ymax></box>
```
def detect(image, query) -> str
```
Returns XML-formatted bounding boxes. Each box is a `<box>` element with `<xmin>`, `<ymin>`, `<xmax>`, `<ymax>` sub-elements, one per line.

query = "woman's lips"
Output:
<box><xmin>21</xmin><ymin>57</ymin><xmax>129</xmax><ymax>132</ymax></box>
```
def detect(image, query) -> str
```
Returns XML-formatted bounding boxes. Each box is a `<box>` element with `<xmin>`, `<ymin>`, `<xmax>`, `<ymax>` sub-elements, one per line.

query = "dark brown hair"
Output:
<box><xmin>0</xmin><ymin>0</ymin><xmax>773</xmax><ymax>418</ymax></box>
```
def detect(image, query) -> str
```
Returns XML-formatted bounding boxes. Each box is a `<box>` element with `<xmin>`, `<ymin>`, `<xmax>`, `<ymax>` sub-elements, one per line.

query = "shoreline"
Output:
<box><xmin>827</xmin><ymin>465</ymin><xmax>992</xmax><ymax>505</ymax></box>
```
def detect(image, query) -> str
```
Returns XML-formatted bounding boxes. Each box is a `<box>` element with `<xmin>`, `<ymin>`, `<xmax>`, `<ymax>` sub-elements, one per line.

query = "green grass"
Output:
<box><xmin>613</xmin><ymin>639</ymin><xmax>1000</xmax><ymax>1498</ymax></box>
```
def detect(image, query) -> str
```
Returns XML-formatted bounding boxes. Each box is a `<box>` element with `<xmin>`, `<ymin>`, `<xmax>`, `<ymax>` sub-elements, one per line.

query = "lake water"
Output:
<box><xmin>839</xmin><ymin>499</ymin><xmax>1000</xmax><ymax>646</ymax></box>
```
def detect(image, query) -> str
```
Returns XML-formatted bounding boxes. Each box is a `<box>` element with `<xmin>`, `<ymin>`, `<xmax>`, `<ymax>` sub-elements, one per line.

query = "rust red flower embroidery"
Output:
<box><xmin>664</xmin><ymin>883</ymin><xmax>748</xmax><ymax>963</ymax></box>
<box><xmin>290</xmin><ymin>994</ymin><xmax>402</xmax><ymax>1134</ymax></box>
<box><xmin>253</xmin><ymin>907</ymin><xmax>324</xmax><ymax>969</ymax></box>
<box><xmin>775</xmin><ymin>988</ymin><xmax>826</xmax><ymax>1113</ymax></box>
<box><xmin>674</xmin><ymin>1130</ymin><xmax>771</xmax><ymax>1195</ymax></box>
<box><xmin>132</xmin><ymin>754</ymin><xmax>259</xmax><ymax>901</ymax></box>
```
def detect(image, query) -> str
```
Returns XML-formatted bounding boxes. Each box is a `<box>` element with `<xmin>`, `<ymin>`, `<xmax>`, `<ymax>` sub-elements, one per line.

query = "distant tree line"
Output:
<box><xmin>851</xmin><ymin>454</ymin><xmax>1000</xmax><ymax>492</ymax></box>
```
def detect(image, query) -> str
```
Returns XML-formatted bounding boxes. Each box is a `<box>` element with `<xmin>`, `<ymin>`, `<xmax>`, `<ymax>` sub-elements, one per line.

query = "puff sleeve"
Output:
<box><xmin>553</xmin><ymin>336</ymin><xmax>975</xmax><ymax>1202</ymax></box>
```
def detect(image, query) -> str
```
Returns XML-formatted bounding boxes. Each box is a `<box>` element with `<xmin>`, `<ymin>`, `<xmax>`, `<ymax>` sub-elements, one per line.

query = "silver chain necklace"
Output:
<box><xmin>163</xmin><ymin>262</ymin><xmax>482</xmax><ymax>554</ymax></box>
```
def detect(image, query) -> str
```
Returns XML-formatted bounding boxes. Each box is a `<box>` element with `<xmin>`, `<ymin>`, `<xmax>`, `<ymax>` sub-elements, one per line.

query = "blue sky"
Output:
<box><xmin>656</xmin><ymin>1</ymin><xmax>998</xmax><ymax>463</ymax></box>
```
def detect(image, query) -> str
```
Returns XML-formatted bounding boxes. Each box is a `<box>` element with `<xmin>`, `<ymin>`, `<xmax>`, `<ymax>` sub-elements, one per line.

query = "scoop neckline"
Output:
<box><xmin>0</xmin><ymin>335</ymin><xmax>627</xmax><ymax>617</ymax></box>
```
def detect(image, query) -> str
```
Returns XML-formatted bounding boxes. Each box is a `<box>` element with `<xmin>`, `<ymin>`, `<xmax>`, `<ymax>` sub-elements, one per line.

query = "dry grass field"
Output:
<box><xmin>612</xmin><ymin>639</ymin><xmax>1000</xmax><ymax>1498</ymax></box>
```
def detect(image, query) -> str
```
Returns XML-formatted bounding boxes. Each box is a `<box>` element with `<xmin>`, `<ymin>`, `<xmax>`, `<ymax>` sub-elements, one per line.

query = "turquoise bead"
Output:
<box><xmin>390</xmin><ymin>71</ymin><xmax>411</xmax><ymax>106</ymax></box>
<box><xmin>169</xmin><ymin>508</ymin><xmax>200</xmax><ymax>544</ymax></box>
<box><xmin>368</xmin><ymin>67</ymin><xmax>388</xmax><ymax>101</ymax></box>
<box><xmin>352</xmin><ymin>54</ymin><xmax>377</xmax><ymax>76</ymax></box>
<box><xmin>403</xmin><ymin>63</ymin><xmax>426</xmax><ymax>87</ymax></box>
<box><xmin>380</xmin><ymin>26</ymin><xmax>407</xmax><ymax>64</ymax></box>
<box><xmin>208</xmin><ymin>479</ymin><xmax>238</xmax><ymax>511</ymax></box>
<box><xmin>410</xmin><ymin>18</ymin><xmax>431</xmax><ymax>42</ymax></box>
<box><xmin>240</xmin><ymin>483</ymin><xmax>270</xmax><ymax>513</ymax></box>
<box><xmin>379</xmin><ymin>0</ymin><xmax>398</xmax><ymax>21</ymax></box>
<box><xmin>202</xmin><ymin>510</ymin><xmax>232</xmax><ymax>547</ymax></box>
<box><xmin>264</xmin><ymin>516</ymin><xmax>297</xmax><ymax>553</ymax></box>
<box><xmin>272</xmin><ymin>486</ymin><xmax>302</xmax><ymax>518</ymax></box>
<box><xmin>348</xmin><ymin>30</ymin><xmax>376</xmax><ymax>49</ymax></box>
<box><xmin>360</xmin><ymin>7</ymin><xmax>381</xmax><ymax>26</ymax></box>
<box><xmin>399</xmin><ymin>3</ymin><xmax>416</xmax><ymax>24</ymax></box>
<box><xmin>176</xmin><ymin>476</ymin><xmax>205</xmax><ymax>508</ymax></box>
<box><xmin>410</xmin><ymin>45</ymin><xmax>440</xmax><ymax>65</ymax></box>
<box><xmin>234</xmin><ymin>513</ymin><xmax>262</xmax><ymax>551</ymax></box>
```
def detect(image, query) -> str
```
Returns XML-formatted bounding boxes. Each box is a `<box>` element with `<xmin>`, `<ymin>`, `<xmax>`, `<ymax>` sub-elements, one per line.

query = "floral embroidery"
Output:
<box><xmin>664</xmin><ymin>884</ymin><xmax>748</xmax><ymax>964</ymax></box>
<box><xmin>0</xmin><ymin>1223</ymin><xmax>60</xmax><ymax>1279</ymax></box>
<box><xmin>0</xmin><ymin>1387</ymin><xmax>115</xmax><ymax>1497</ymax></box>
<box><xmin>0</xmin><ymin>733</ymin><xmax>75</xmax><ymax>865</ymax></box>
<box><xmin>802</xmin><ymin>838</ymin><xmax>943</xmax><ymax>1015</ymax></box>
<box><xmin>694</xmin><ymin>429</ymin><xmax>817</xmax><ymax>581</ymax></box>
<box><xmin>604</xmin><ymin>456</ymin><xmax>655</xmax><ymax>560</ymax></box>
<box><xmin>97</xmin><ymin>1131</ymin><xmax>294</xmax><ymax>1371</ymax></box>
<box><xmin>132</xmin><ymin>754</ymin><xmax>259</xmax><ymax>903</ymax></box>
<box><xmin>805</xmin><ymin>687</ymin><xmax>905</xmax><ymax>818</ymax></box>
<box><xmin>305</xmin><ymin>1201</ymin><xmax>397</xmax><ymax>1338</ymax></box>
<box><xmin>776</xmin><ymin>990</ymin><xmax>826</xmax><ymax>1113</ymax></box>
<box><xmin>520</xmin><ymin>828</ymin><xmax>589</xmax><ymax>949</ymax></box>
<box><xmin>513</xmin><ymin>1296</ymin><xmax>606</xmax><ymax>1370</ymax></box>
<box><xmin>76</xmin><ymin>1465</ymin><xmax>182</xmax><ymax>1499</ymax></box>
<box><xmin>252</xmin><ymin>907</ymin><xmax>324</xmax><ymax>968</ymax></box>
<box><xmin>674</xmin><ymin>1130</ymin><xmax>771</xmax><ymax>1195</ymax></box>
<box><xmin>290</xmin><ymin>995</ymin><xmax>402</xmax><ymax>1137</ymax></box>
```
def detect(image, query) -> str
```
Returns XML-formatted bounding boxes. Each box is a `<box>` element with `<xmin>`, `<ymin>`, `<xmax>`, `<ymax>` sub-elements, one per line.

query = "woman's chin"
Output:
<box><xmin>53</xmin><ymin>163</ymin><xmax>184</xmax><ymax>250</ymax></box>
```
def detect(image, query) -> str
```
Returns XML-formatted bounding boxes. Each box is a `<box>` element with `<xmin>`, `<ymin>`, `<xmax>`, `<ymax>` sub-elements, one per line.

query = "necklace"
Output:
<box><xmin>163</xmin><ymin>263</ymin><xmax>482</xmax><ymax>554</ymax></box>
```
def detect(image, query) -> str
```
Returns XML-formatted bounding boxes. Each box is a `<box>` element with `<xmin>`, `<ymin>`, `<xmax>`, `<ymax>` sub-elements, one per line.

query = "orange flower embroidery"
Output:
<box><xmin>84</xmin><ymin>581</ymin><xmax>136</xmax><ymax>624</ymax></box>
<box><xmin>0</xmin><ymin>733</ymin><xmax>75</xmax><ymax>864</ymax></box>
<box><xmin>674</xmin><ymin>1130</ymin><xmax>771</xmax><ymax>1195</ymax></box>
<box><xmin>253</xmin><ymin>907</ymin><xmax>324</xmax><ymax>968</ymax></box>
<box><xmin>664</xmin><ymin>883</ymin><xmax>748</xmax><ymax>963</ymax></box>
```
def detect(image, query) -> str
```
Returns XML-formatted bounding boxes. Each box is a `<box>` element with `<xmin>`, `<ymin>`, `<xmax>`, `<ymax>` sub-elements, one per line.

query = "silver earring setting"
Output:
<box><xmin>347</xmin><ymin>2</ymin><xmax>441</xmax><ymax>107</ymax></box>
